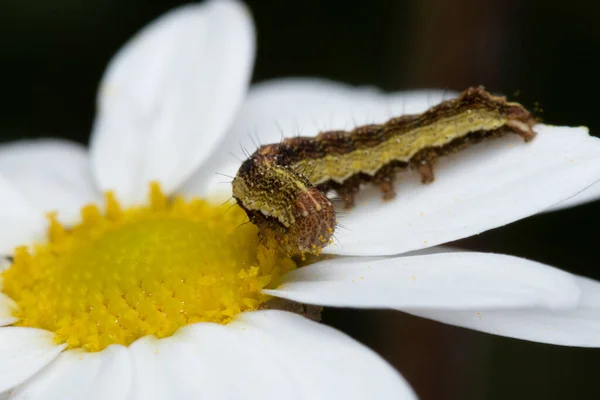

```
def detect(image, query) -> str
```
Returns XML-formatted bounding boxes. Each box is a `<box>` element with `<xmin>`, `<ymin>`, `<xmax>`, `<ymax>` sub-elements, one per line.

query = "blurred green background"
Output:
<box><xmin>2</xmin><ymin>0</ymin><xmax>599</xmax><ymax>398</ymax></box>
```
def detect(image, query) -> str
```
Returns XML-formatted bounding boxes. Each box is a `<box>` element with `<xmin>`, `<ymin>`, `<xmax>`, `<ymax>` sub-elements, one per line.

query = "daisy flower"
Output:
<box><xmin>1</xmin><ymin>1</ymin><xmax>600</xmax><ymax>399</ymax></box>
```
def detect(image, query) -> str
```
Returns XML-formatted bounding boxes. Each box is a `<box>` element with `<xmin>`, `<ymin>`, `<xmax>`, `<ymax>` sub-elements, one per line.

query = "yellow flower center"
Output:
<box><xmin>2</xmin><ymin>183</ymin><xmax>296</xmax><ymax>352</ymax></box>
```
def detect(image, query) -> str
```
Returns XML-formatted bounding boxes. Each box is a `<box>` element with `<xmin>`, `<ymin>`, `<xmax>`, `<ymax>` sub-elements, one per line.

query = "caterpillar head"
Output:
<box><xmin>232</xmin><ymin>157</ymin><xmax>335</xmax><ymax>256</ymax></box>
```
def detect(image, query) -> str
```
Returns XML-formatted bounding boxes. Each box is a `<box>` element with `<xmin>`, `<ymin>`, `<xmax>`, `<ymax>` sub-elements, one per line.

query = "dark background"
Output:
<box><xmin>2</xmin><ymin>0</ymin><xmax>599</xmax><ymax>398</ymax></box>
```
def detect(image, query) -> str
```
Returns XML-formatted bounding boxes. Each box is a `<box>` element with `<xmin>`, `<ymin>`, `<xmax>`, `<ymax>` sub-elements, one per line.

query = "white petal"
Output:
<box><xmin>181</xmin><ymin>77</ymin><xmax>452</xmax><ymax>197</ymax></box>
<box><xmin>91</xmin><ymin>0</ymin><xmax>255</xmax><ymax>205</ymax></box>
<box><xmin>0</xmin><ymin>328</ymin><xmax>65</xmax><ymax>393</ymax></box>
<box><xmin>370</xmin><ymin>244</ymin><xmax>463</xmax><ymax>258</ymax></box>
<box><xmin>230</xmin><ymin>311</ymin><xmax>415</xmax><ymax>400</ymax></box>
<box><xmin>128</xmin><ymin>323</ymin><xmax>279</xmax><ymax>400</ymax></box>
<box><xmin>129</xmin><ymin>311</ymin><xmax>415</xmax><ymax>399</ymax></box>
<box><xmin>0</xmin><ymin>175</ymin><xmax>46</xmax><ymax>255</ymax></box>
<box><xmin>0</xmin><ymin>140</ymin><xmax>100</xmax><ymax>225</ymax></box>
<box><xmin>11</xmin><ymin>345</ymin><xmax>131</xmax><ymax>400</ymax></box>
<box><xmin>408</xmin><ymin>308</ymin><xmax>600</xmax><ymax>347</ymax></box>
<box><xmin>406</xmin><ymin>308</ymin><xmax>600</xmax><ymax>348</ymax></box>
<box><xmin>0</xmin><ymin>258</ymin><xmax>9</xmax><ymax>274</ymax></box>
<box><xmin>0</xmin><ymin>259</ymin><xmax>8</xmax><ymax>295</ymax></box>
<box><xmin>0</xmin><ymin>257</ymin><xmax>10</xmax><ymax>287</ymax></box>
<box><xmin>327</xmin><ymin>125</ymin><xmax>600</xmax><ymax>255</ymax></box>
<box><xmin>403</xmin><ymin>276</ymin><xmax>600</xmax><ymax>347</ymax></box>
<box><xmin>545</xmin><ymin>180</ymin><xmax>600</xmax><ymax>212</ymax></box>
<box><xmin>265</xmin><ymin>252</ymin><xmax>580</xmax><ymax>310</ymax></box>
<box><xmin>576</xmin><ymin>276</ymin><xmax>600</xmax><ymax>307</ymax></box>
<box><xmin>0</xmin><ymin>293</ymin><xmax>17</xmax><ymax>327</ymax></box>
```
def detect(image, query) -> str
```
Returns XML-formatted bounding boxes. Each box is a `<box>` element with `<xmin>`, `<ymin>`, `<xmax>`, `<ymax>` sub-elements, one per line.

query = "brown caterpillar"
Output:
<box><xmin>232</xmin><ymin>87</ymin><xmax>536</xmax><ymax>256</ymax></box>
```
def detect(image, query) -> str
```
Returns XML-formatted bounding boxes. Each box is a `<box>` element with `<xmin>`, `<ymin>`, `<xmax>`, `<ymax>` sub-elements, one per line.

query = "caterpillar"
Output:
<box><xmin>232</xmin><ymin>87</ymin><xmax>536</xmax><ymax>256</ymax></box>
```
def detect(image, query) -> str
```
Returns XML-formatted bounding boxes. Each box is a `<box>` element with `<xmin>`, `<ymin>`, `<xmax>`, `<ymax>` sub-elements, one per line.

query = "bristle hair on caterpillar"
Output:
<box><xmin>232</xmin><ymin>87</ymin><xmax>536</xmax><ymax>256</ymax></box>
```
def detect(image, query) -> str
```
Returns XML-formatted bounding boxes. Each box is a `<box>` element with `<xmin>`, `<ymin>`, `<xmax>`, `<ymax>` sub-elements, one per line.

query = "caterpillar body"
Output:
<box><xmin>232</xmin><ymin>87</ymin><xmax>536</xmax><ymax>256</ymax></box>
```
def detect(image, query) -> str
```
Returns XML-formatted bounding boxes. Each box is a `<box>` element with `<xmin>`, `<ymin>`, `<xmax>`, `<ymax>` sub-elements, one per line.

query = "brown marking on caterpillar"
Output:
<box><xmin>232</xmin><ymin>87</ymin><xmax>536</xmax><ymax>256</ymax></box>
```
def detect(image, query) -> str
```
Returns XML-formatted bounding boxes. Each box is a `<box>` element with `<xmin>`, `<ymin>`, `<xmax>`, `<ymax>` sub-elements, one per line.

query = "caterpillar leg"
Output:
<box><xmin>506</xmin><ymin>114</ymin><xmax>537</xmax><ymax>142</ymax></box>
<box><xmin>328</xmin><ymin>176</ymin><xmax>362</xmax><ymax>209</ymax></box>
<box><xmin>417</xmin><ymin>160</ymin><xmax>435</xmax><ymax>184</ymax></box>
<box><xmin>336</xmin><ymin>185</ymin><xmax>359</xmax><ymax>209</ymax></box>
<box><xmin>373</xmin><ymin>164</ymin><xmax>397</xmax><ymax>201</ymax></box>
